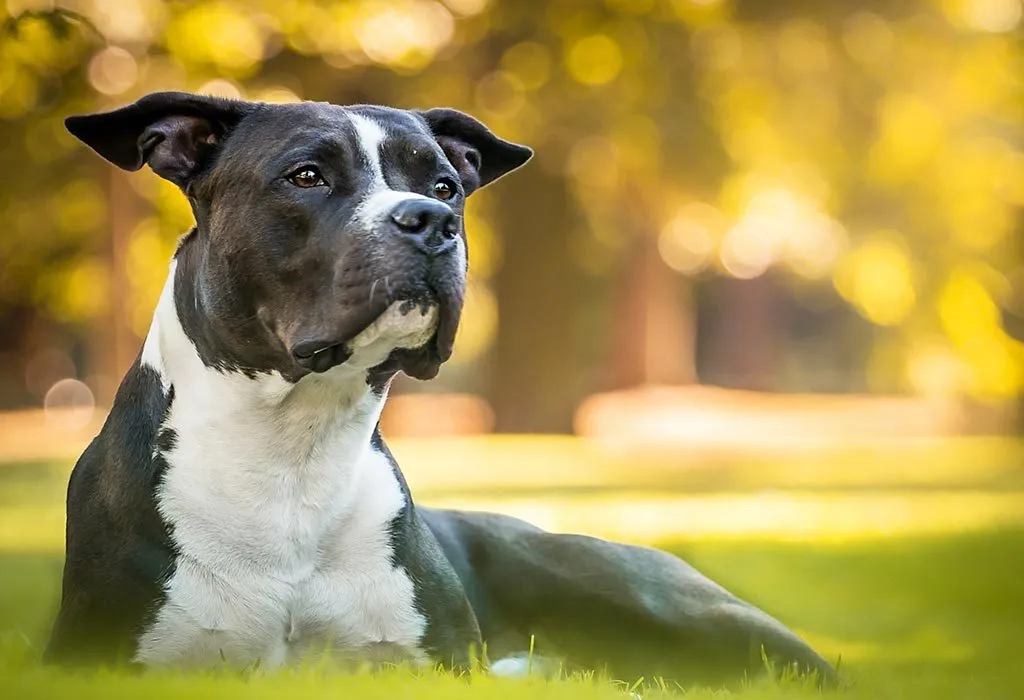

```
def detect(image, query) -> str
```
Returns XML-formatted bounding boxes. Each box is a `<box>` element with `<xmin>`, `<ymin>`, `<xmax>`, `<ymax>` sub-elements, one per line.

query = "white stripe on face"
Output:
<box><xmin>348</xmin><ymin>112</ymin><xmax>387</xmax><ymax>189</ymax></box>
<box><xmin>349</xmin><ymin>112</ymin><xmax>438</xmax><ymax>229</ymax></box>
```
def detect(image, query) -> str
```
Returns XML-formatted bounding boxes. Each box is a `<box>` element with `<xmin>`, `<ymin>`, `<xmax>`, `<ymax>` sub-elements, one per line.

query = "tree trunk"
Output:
<box><xmin>696</xmin><ymin>275</ymin><xmax>786</xmax><ymax>392</ymax></box>
<box><xmin>489</xmin><ymin>166</ymin><xmax>578</xmax><ymax>433</ymax></box>
<box><xmin>90</xmin><ymin>169</ymin><xmax>139</xmax><ymax>406</ymax></box>
<box><xmin>605</xmin><ymin>234</ymin><xmax>696</xmax><ymax>389</ymax></box>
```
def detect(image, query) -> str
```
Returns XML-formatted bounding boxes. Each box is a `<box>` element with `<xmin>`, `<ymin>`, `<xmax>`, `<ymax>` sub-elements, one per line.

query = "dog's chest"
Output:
<box><xmin>134</xmin><ymin>396</ymin><xmax>426</xmax><ymax>668</ymax></box>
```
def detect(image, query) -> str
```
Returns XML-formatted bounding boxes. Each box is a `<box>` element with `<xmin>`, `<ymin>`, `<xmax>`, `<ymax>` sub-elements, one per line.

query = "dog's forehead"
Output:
<box><xmin>232</xmin><ymin>101</ymin><xmax>434</xmax><ymax>161</ymax></box>
<box><xmin>346</xmin><ymin>104</ymin><xmax>428</xmax><ymax>137</ymax></box>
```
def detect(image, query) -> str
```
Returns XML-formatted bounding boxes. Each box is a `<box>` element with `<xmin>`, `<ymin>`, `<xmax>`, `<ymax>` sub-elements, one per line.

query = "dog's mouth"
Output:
<box><xmin>292</xmin><ymin>300</ymin><xmax>436</xmax><ymax>373</ymax></box>
<box><xmin>292</xmin><ymin>284</ymin><xmax>463</xmax><ymax>381</ymax></box>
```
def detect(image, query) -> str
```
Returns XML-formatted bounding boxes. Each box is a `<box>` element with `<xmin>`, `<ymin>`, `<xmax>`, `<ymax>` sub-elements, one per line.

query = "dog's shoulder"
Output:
<box><xmin>47</xmin><ymin>360</ymin><xmax>177</xmax><ymax>665</ymax></box>
<box><xmin>92</xmin><ymin>361</ymin><xmax>175</xmax><ymax>512</ymax></box>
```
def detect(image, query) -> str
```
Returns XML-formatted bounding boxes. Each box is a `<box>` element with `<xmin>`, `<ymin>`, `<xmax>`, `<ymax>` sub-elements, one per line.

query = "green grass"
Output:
<box><xmin>3</xmin><ymin>442</ymin><xmax>1024</xmax><ymax>698</ymax></box>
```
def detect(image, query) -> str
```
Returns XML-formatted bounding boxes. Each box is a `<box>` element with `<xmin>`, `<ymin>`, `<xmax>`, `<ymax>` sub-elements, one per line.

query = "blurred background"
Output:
<box><xmin>0</xmin><ymin>0</ymin><xmax>1022</xmax><ymax>456</ymax></box>
<box><xmin>1</xmin><ymin>1</ymin><xmax>1024</xmax><ymax>685</ymax></box>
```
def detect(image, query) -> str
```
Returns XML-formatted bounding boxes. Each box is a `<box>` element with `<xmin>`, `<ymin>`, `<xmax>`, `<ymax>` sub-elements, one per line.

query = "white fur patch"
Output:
<box><xmin>349</xmin><ymin>112</ymin><xmax>387</xmax><ymax>187</ymax></box>
<box><xmin>490</xmin><ymin>656</ymin><xmax>532</xmax><ymax>677</ymax></box>
<box><xmin>133</xmin><ymin>267</ymin><xmax>427</xmax><ymax>669</ymax></box>
<box><xmin>490</xmin><ymin>654</ymin><xmax>564</xmax><ymax>679</ymax></box>
<box><xmin>357</xmin><ymin>189</ymin><xmax>437</xmax><ymax>230</ymax></box>
<box><xmin>343</xmin><ymin>301</ymin><xmax>438</xmax><ymax>370</ymax></box>
<box><xmin>348</xmin><ymin>112</ymin><xmax>444</xmax><ymax>232</ymax></box>
<box><xmin>139</xmin><ymin>276</ymin><xmax>172</xmax><ymax>390</ymax></box>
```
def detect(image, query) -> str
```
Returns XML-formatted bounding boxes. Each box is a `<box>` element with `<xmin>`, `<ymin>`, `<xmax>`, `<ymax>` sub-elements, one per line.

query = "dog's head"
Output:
<box><xmin>66</xmin><ymin>92</ymin><xmax>531</xmax><ymax>383</ymax></box>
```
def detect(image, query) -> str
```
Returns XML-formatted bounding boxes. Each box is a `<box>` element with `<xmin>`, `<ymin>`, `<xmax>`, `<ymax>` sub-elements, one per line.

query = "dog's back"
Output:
<box><xmin>423</xmin><ymin>507</ymin><xmax>837</xmax><ymax>686</ymax></box>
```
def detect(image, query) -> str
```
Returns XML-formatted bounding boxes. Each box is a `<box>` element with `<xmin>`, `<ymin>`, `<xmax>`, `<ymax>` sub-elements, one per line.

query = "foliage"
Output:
<box><xmin>0</xmin><ymin>0</ymin><xmax>1021</xmax><ymax>400</ymax></box>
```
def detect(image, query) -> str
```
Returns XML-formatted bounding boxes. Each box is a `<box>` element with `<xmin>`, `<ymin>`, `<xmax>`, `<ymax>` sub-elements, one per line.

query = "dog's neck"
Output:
<box><xmin>140</xmin><ymin>258</ymin><xmax>387</xmax><ymax>475</ymax></box>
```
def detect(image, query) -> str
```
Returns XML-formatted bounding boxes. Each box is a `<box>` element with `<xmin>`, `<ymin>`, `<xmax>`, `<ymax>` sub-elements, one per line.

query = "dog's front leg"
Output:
<box><xmin>393</xmin><ymin>510</ymin><xmax>484</xmax><ymax>673</ymax></box>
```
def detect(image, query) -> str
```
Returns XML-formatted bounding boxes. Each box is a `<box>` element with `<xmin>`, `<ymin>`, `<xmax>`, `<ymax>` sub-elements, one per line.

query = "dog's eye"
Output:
<box><xmin>288</xmin><ymin>167</ymin><xmax>326</xmax><ymax>188</ymax></box>
<box><xmin>433</xmin><ymin>179</ymin><xmax>456</xmax><ymax>201</ymax></box>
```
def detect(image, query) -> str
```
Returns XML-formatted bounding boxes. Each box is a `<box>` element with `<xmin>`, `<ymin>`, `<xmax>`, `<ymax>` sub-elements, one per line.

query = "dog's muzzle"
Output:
<box><xmin>289</xmin><ymin>212</ymin><xmax>464</xmax><ymax>377</ymax></box>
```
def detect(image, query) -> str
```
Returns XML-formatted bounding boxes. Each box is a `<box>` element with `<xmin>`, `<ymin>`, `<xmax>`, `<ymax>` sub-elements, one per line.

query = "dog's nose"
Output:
<box><xmin>389</xmin><ymin>199</ymin><xmax>457</xmax><ymax>254</ymax></box>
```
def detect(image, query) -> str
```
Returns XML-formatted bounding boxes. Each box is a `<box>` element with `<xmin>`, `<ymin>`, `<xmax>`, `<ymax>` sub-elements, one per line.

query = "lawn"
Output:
<box><xmin>2</xmin><ymin>438</ymin><xmax>1023</xmax><ymax>699</ymax></box>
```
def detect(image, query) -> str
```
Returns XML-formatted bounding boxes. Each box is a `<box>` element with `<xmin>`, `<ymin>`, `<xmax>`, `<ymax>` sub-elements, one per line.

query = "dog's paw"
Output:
<box><xmin>490</xmin><ymin>655</ymin><xmax>532</xmax><ymax>678</ymax></box>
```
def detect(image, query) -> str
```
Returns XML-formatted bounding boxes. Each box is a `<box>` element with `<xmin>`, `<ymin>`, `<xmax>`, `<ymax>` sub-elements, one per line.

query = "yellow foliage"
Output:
<box><xmin>906</xmin><ymin>341</ymin><xmax>971</xmax><ymax>398</ymax></box>
<box><xmin>868</xmin><ymin>95</ymin><xmax>947</xmax><ymax>186</ymax></box>
<box><xmin>947</xmin><ymin>40</ymin><xmax>1017</xmax><ymax>115</ymax></box>
<box><xmin>566</xmin><ymin>34</ymin><xmax>623</xmax><ymax>86</ymax></box>
<box><xmin>463</xmin><ymin>195</ymin><xmax>501</xmax><ymax>280</ymax></box>
<box><xmin>0</xmin><ymin>63</ymin><xmax>39</xmax><ymax>119</ymax></box>
<box><xmin>55</xmin><ymin>181</ymin><xmax>105</xmax><ymax>236</ymax></box>
<box><xmin>670</xmin><ymin>0</ymin><xmax>731</xmax><ymax>27</ymax></box>
<box><xmin>475</xmin><ymin>71</ymin><xmax>526</xmax><ymax>120</ymax></box>
<box><xmin>0</xmin><ymin>0</ymin><xmax>1021</xmax><ymax>402</ymax></box>
<box><xmin>658</xmin><ymin>202</ymin><xmax>724</xmax><ymax>274</ymax></box>
<box><xmin>126</xmin><ymin>219</ymin><xmax>176</xmax><ymax>335</ymax></box>
<box><xmin>941</xmin><ymin>0</ymin><xmax>1023</xmax><ymax>33</ymax></box>
<box><xmin>44</xmin><ymin>259</ymin><xmax>113</xmax><ymax>324</ymax></box>
<box><xmin>567</xmin><ymin>136</ymin><xmax>620</xmax><ymax>192</ymax></box>
<box><xmin>501</xmin><ymin>42</ymin><xmax>553</xmax><ymax>91</ymax></box>
<box><xmin>776</xmin><ymin>19</ymin><xmax>832</xmax><ymax>76</ymax></box>
<box><xmin>938</xmin><ymin>269</ymin><xmax>1003</xmax><ymax>342</ymax></box>
<box><xmin>932</xmin><ymin>138</ymin><xmax>1016</xmax><ymax>250</ymax></box>
<box><xmin>611</xmin><ymin>114</ymin><xmax>661</xmax><ymax>174</ymax></box>
<box><xmin>88</xmin><ymin>47</ymin><xmax>140</xmax><ymax>97</ymax></box>
<box><xmin>165</xmin><ymin>2</ymin><xmax>266</xmax><ymax>76</ymax></box>
<box><xmin>919</xmin><ymin>268</ymin><xmax>1024</xmax><ymax>398</ymax></box>
<box><xmin>835</xmin><ymin>235</ymin><xmax>916</xmax><ymax>327</ymax></box>
<box><xmin>841</xmin><ymin>11</ymin><xmax>895</xmax><ymax>66</ymax></box>
<box><xmin>152</xmin><ymin>177</ymin><xmax>196</xmax><ymax>232</ymax></box>
<box><xmin>453</xmin><ymin>280</ymin><xmax>498</xmax><ymax>363</ymax></box>
<box><xmin>2</xmin><ymin>14</ymin><xmax>63</xmax><ymax>67</ymax></box>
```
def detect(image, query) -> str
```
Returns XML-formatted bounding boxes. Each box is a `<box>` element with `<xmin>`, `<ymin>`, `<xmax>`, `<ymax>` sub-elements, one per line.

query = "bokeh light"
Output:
<box><xmin>835</xmin><ymin>234</ymin><xmax>917</xmax><ymax>328</ymax></box>
<box><xmin>658</xmin><ymin>203</ymin><xmax>724</xmax><ymax>275</ymax></box>
<box><xmin>43</xmin><ymin>378</ymin><xmax>95</xmax><ymax>431</ymax></box>
<box><xmin>87</xmin><ymin>46</ymin><xmax>139</xmax><ymax>96</ymax></box>
<box><xmin>946</xmin><ymin>0</ymin><xmax>1023</xmax><ymax>32</ymax></box>
<box><xmin>567</xmin><ymin>34</ymin><xmax>623</xmax><ymax>86</ymax></box>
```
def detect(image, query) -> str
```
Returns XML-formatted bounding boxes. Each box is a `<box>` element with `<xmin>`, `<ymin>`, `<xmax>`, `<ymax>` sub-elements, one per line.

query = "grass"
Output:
<box><xmin>2</xmin><ymin>438</ymin><xmax>1024</xmax><ymax>698</ymax></box>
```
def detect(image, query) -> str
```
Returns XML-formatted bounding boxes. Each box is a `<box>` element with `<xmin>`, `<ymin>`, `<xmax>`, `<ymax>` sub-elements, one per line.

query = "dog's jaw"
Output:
<box><xmin>343</xmin><ymin>302</ymin><xmax>439</xmax><ymax>371</ymax></box>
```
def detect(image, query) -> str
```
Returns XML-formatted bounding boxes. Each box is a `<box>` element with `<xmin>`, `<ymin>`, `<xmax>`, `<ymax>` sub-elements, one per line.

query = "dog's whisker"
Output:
<box><xmin>368</xmin><ymin>279</ymin><xmax>379</xmax><ymax>305</ymax></box>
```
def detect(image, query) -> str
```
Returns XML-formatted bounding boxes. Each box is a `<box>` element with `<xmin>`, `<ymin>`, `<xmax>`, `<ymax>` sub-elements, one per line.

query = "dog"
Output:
<box><xmin>45</xmin><ymin>91</ymin><xmax>837</xmax><ymax>687</ymax></box>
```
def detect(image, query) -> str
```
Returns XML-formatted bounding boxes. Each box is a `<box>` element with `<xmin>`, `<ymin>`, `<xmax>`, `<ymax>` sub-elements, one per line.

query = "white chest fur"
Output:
<box><xmin>133</xmin><ymin>265</ymin><xmax>428</xmax><ymax>669</ymax></box>
<box><xmin>136</xmin><ymin>437</ymin><xmax>426</xmax><ymax>669</ymax></box>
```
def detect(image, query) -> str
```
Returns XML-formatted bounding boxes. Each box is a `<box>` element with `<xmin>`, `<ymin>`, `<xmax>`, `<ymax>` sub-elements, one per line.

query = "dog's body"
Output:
<box><xmin>46</xmin><ymin>93</ymin><xmax>836</xmax><ymax>686</ymax></box>
<box><xmin>49</xmin><ymin>274</ymin><xmax>477</xmax><ymax>669</ymax></box>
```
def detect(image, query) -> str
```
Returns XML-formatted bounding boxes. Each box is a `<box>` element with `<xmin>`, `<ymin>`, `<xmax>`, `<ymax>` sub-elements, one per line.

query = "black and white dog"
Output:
<box><xmin>46</xmin><ymin>92</ymin><xmax>836</xmax><ymax>687</ymax></box>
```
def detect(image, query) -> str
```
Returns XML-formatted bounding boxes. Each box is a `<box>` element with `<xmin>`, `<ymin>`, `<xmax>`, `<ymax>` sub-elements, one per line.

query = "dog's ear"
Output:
<box><xmin>65</xmin><ymin>92</ymin><xmax>252</xmax><ymax>188</ymax></box>
<box><xmin>417</xmin><ymin>108</ymin><xmax>533</xmax><ymax>195</ymax></box>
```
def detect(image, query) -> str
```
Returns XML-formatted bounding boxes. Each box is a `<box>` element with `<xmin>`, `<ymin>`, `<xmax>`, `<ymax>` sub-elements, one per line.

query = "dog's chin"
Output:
<box><xmin>348</xmin><ymin>300</ymin><xmax>439</xmax><ymax>366</ymax></box>
<box><xmin>294</xmin><ymin>296</ymin><xmax>459</xmax><ymax>381</ymax></box>
<box><xmin>293</xmin><ymin>301</ymin><xmax>435</xmax><ymax>374</ymax></box>
<box><xmin>359</xmin><ymin>275</ymin><xmax>464</xmax><ymax>382</ymax></box>
<box><xmin>293</xmin><ymin>273</ymin><xmax>464</xmax><ymax>380</ymax></box>
<box><xmin>366</xmin><ymin>295</ymin><xmax>461</xmax><ymax>383</ymax></box>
